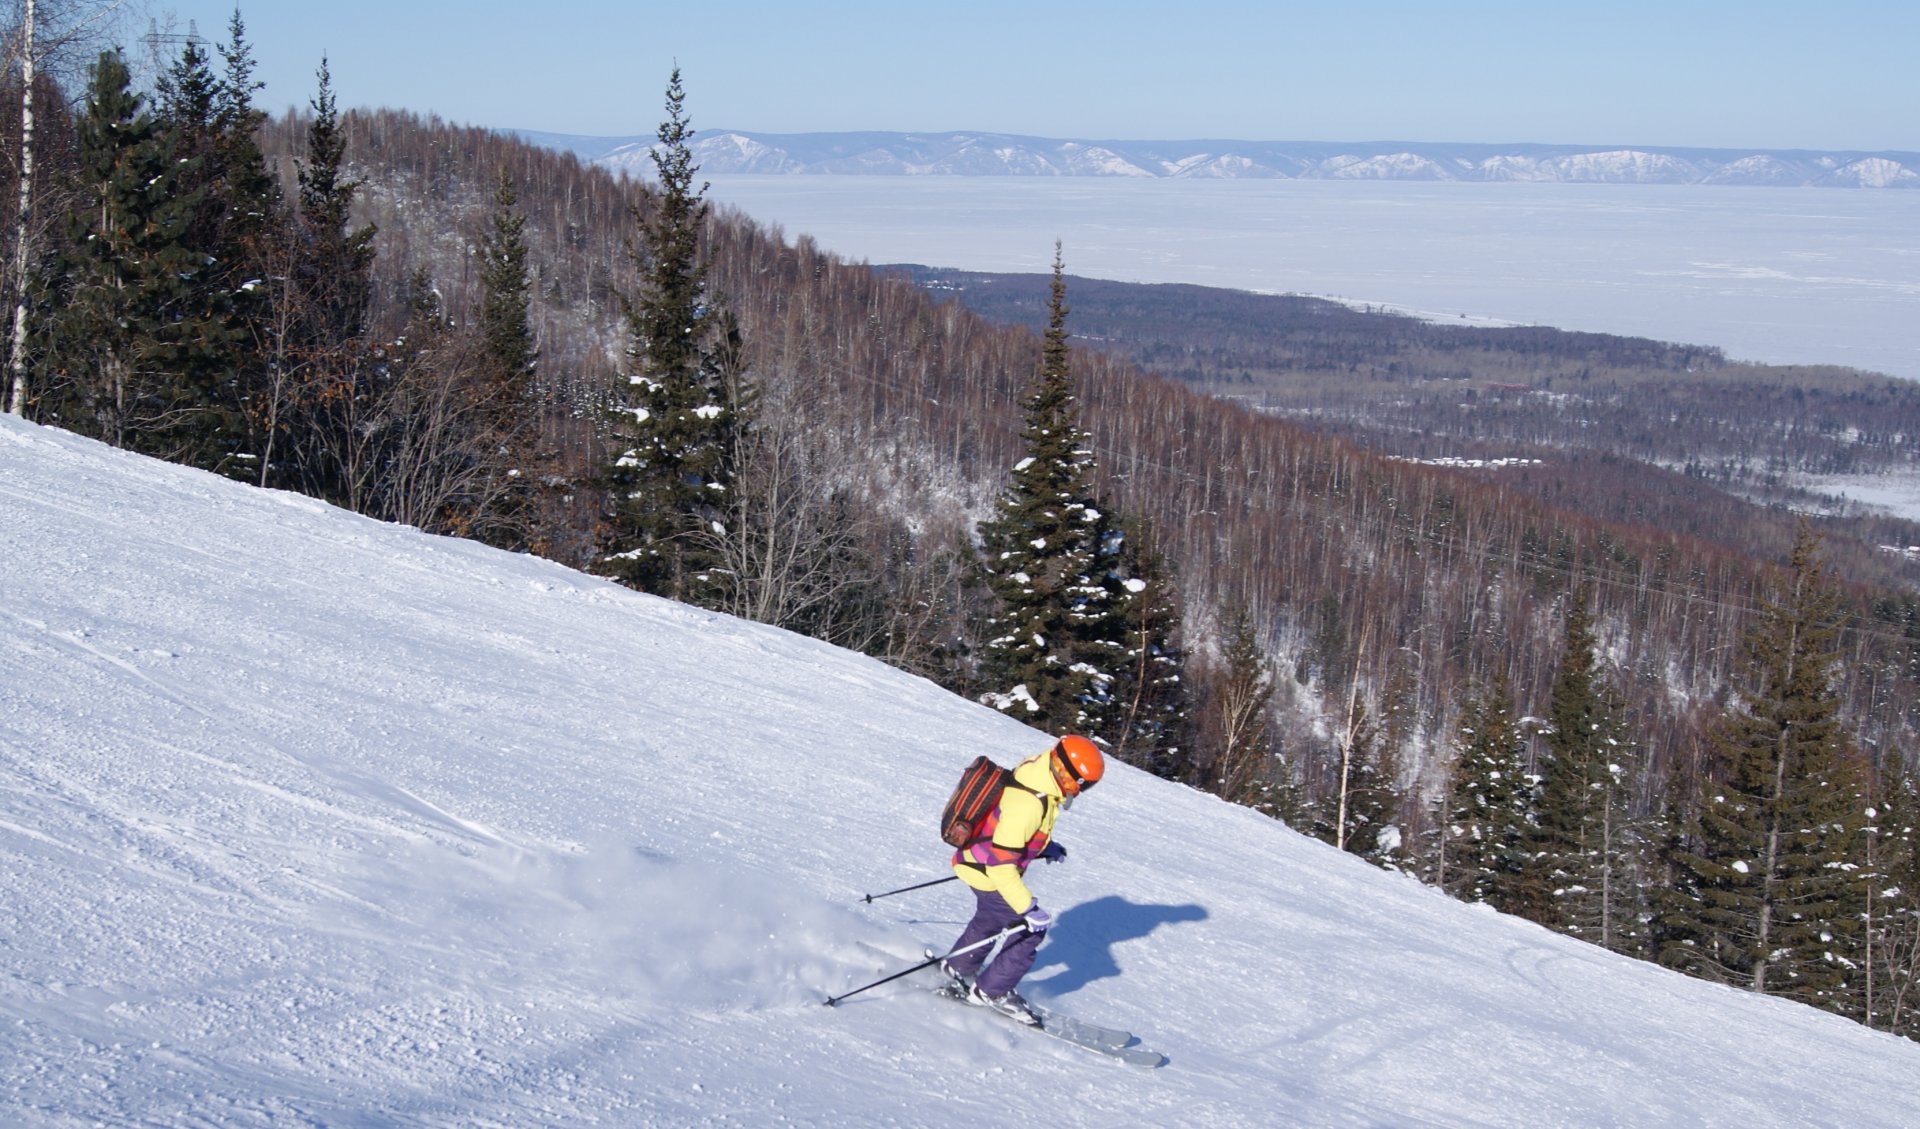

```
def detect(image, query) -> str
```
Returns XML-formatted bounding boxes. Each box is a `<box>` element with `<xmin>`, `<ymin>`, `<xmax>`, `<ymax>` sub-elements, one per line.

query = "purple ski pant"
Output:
<box><xmin>945</xmin><ymin>885</ymin><xmax>1043</xmax><ymax>998</ymax></box>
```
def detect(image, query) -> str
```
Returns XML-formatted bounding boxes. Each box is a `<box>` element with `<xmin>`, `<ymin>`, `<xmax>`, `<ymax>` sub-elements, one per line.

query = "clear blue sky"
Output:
<box><xmin>141</xmin><ymin>1</ymin><xmax>1920</xmax><ymax>151</ymax></box>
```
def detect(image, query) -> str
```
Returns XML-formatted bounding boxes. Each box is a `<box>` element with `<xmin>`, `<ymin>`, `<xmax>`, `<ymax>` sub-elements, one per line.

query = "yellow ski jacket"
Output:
<box><xmin>951</xmin><ymin>752</ymin><xmax>1061</xmax><ymax>913</ymax></box>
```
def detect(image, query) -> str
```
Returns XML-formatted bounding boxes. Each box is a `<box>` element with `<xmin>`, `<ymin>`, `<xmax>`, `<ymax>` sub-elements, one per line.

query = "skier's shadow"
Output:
<box><xmin>1026</xmin><ymin>894</ymin><xmax>1207</xmax><ymax>996</ymax></box>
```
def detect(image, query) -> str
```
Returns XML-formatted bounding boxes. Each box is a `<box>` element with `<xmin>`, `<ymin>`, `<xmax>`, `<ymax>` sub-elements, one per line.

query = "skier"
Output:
<box><xmin>942</xmin><ymin>735</ymin><xmax>1105</xmax><ymax>1024</ymax></box>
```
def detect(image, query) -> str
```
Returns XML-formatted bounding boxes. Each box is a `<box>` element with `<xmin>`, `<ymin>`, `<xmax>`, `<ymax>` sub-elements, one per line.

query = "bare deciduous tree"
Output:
<box><xmin>4</xmin><ymin>0</ymin><xmax>121</xmax><ymax>416</ymax></box>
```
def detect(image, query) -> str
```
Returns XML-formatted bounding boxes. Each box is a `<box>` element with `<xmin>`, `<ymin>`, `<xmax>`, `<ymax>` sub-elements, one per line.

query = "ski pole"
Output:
<box><xmin>861</xmin><ymin>874</ymin><xmax>960</xmax><ymax>903</ymax></box>
<box><xmin>823</xmin><ymin>924</ymin><xmax>1029</xmax><ymax>1007</ymax></box>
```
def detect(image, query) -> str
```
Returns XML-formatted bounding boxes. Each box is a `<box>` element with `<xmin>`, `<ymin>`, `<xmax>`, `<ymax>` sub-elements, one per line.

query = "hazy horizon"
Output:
<box><xmin>150</xmin><ymin>1</ymin><xmax>1920</xmax><ymax>152</ymax></box>
<box><xmin>703</xmin><ymin>176</ymin><xmax>1920</xmax><ymax>381</ymax></box>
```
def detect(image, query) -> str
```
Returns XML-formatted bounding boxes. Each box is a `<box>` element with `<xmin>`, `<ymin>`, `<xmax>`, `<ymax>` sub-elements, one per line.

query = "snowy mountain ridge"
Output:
<box><xmin>7</xmin><ymin>412</ymin><xmax>1920</xmax><ymax>1126</ymax></box>
<box><xmin>519</xmin><ymin>128</ymin><xmax>1920</xmax><ymax>186</ymax></box>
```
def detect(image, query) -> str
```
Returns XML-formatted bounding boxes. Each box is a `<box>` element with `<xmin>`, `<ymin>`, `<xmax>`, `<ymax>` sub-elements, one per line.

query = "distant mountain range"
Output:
<box><xmin>517</xmin><ymin>129</ymin><xmax>1920</xmax><ymax>188</ymax></box>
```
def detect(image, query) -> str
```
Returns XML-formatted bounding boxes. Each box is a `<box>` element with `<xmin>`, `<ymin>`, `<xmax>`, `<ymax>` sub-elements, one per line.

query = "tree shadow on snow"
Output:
<box><xmin>1025</xmin><ymin>895</ymin><xmax>1207</xmax><ymax>997</ymax></box>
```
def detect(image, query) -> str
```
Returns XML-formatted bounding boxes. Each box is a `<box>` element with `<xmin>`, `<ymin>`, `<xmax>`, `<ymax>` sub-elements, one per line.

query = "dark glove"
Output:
<box><xmin>1038</xmin><ymin>841</ymin><xmax>1068</xmax><ymax>864</ymax></box>
<box><xmin>1022</xmin><ymin>904</ymin><xmax>1053</xmax><ymax>933</ymax></box>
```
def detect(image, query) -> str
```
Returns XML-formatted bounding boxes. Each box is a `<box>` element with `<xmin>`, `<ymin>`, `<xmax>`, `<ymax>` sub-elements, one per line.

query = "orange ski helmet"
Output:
<box><xmin>1050</xmin><ymin>735</ymin><xmax>1105</xmax><ymax>797</ymax></box>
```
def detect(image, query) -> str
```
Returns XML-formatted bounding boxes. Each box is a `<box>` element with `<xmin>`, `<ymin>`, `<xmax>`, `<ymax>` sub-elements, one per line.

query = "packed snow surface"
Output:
<box><xmin>6</xmin><ymin>413</ymin><xmax>1920</xmax><ymax>1127</ymax></box>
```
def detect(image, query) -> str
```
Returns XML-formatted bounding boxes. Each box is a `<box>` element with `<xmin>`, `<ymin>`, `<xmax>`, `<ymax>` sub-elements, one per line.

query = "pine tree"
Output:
<box><xmin>1649</xmin><ymin>750</ymin><xmax>1708</xmax><ymax>968</ymax></box>
<box><xmin>153</xmin><ymin>39</ymin><xmax>219</xmax><ymax>153</ymax></box>
<box><xmin>472</xmin><ymin>167</ymin><xmax>539</xmax><ymax>547</ymax></box>
<box><xmin>203</xmin><ymin>8</ymin><xmax>287</xmax><ymax>486</ymax></box>
<box><xmin>1105</xmin><ymin>523</ymin><xmax>1193</xmax><ymax>781</ymax></box>
<box><xmin>149</xmin><ymin>30</ymin><xmax>268</xmax><ymax>476</ymax></box>
<box><xmin>1662</xmin><ymin>523</ymin><xmax>1871</xmax><ymax>1015</ymax></box>
<box><xmin>601</xmin><ymin>67</ymin><xmax>745</xmax><ymax>603</ymax></box>
<box><xmin>1535</xmin><ymin>592</ymin><xmax>1644</xmax><ymax>949</ymax></box>
<box><xmin>293</xmin><ymin>56</ymin><xmax>374</xmax><ymax>349</ymax></box>
<box><xmin>976</xmin><ymin>243</ymin><xmax>1133</xmax><ymax>735</ymax></box>
<box><xmin>263</xmin><ymin>56</ymin><xmax>378</xmax><ymax>503</ymax></box>
<box><xmin>37</xmin><ymin>49</ymin><xmax>229</xmax><ymax>463</ymax></box>
<box><xmin>1442</xmin><ymin>674</ymin><xmax>1544</xmax><ymax>916</ymax></box>
<box><xmin>214</xmin><ymin>9</ymin><xmax>267</xmax><ymax>139</ymax></box>
<box><xmin>211</xmin><ymin>10</ymin><xmax>283</xmax><ymax>424</ymax></box>
<box><xmin>477</xmin><ymin>169</ymin><xmax>536</xmax><ymax>400</ymax></box>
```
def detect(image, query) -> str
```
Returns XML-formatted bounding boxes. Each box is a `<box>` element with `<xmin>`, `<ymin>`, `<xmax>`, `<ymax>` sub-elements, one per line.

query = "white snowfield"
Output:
<box><xmin>5</xmin><ymin>412</ymin><xmax>1919</xmax><ymax>1128</ymax></box>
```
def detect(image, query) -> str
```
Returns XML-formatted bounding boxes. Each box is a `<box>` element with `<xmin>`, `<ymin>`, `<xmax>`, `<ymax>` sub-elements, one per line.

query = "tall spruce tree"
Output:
<box><xmin>262</xmin><ymin>56</ymin><xmax>377</xmax><ymax>503</ymax></box>
<box><xmin>211</xmin><ymin>9</ymin><xmax>282</xmax><ymax>454</ymax></box>
<box><xmin>153</xmin><ymin>39</ymin><xmax>218</xmax><ymax>157</ymax></box>
<box><xmin>193</xmin><ymin>8</ymin><xmax>288</xmax><ymax>486</ymax></box>
<box><xmin>293</xmin><ymin>56</ymin><xmax>374</xmax><ymax>350</ymax></box>
<box><xmin>149</xmin><ymin>29</ymin><xmax>270</xmax><ymax>476</ymax></box>
<box><xmin>473</xmin><ymin>167</ymin><xmax>539</xmax><ymax>546</ymax></box>
<box><xmin>1442</xmin><ymin>674</ymin><xmax>1545</xmax><ymax>916</ymax></box>
<box><xmin>1661</xmin><ymin>523</ymin><xmax>1871</xmax><ymax>1014</ymax></box>
<box><xmin>477</xmin><ymin>169</ymin><xmax>536</xmax><ymax>399</ymax></box>
<box><xmin>1535</xmin><ymin>592</ymin><xmax>1644</xmax><ymax>948</ymax></box>
<box><xmin>37</xmin><ymin>49</ymin><xmax>229</xmax><ymax>463</ymax></box>
<box><xmin>602</xmin><ymin>68</ymin><xmax>745</xmax><ymax>603</ymax></box>
<box><xmin>1106</xmin><ymin>522</ymin><xmax>1192</xmax><ymax>780</ymax></box>
<box><xmin>976</xmin><ymin>243</ymin><xmax>1133</xmax><ymax>736</ymax></box>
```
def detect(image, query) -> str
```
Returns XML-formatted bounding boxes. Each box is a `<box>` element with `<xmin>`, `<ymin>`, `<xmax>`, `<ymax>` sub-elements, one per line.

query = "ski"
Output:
<box><xmin>1040</xmin><ymin>1016</ymin><xmax>1168</xmax><ymax>1069</ymax></box>
<box><xmin>929</xmin><ymin>961</ymin><xmax>1167</xmax><ymax>1068</ymax></box>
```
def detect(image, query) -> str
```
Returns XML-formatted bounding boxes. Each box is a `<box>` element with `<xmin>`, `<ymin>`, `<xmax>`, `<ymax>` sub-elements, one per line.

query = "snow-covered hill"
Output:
<box><xmin>6</xmin><ymin>413</ymin><xmax>1920</xmax><ymax>1127</ymax></box>
<box><xmin>518</xmin><ymin>128</ymin><xmax>1920</xmax><ymax>187</ymax></box>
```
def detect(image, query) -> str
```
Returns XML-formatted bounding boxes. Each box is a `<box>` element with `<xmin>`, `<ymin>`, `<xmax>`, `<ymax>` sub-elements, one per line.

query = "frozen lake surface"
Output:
<box><xmin>706</xmin><ymin>177</ymin><xmax>1920</xmax><ymax>380</ymax></box>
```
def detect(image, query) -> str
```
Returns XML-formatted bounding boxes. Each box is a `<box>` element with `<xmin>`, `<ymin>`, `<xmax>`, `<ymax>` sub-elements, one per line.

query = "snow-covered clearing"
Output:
<box><xmin>5</xmin><ymin>413</ymin><xmax>1919</xmax><ymax>1127</ymax></box>
<box><xmin>1802</xmin><ymin>468</ymin><xmax>1920</xmax><ymax>528</ymax></box>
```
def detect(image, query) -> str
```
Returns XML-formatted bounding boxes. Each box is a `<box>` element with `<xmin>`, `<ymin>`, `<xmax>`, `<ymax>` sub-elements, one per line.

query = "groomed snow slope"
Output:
<box><xmin>5</xmin><ymin>413</ymin><xmax>1920</xmax><ymax>1128</ymax></box>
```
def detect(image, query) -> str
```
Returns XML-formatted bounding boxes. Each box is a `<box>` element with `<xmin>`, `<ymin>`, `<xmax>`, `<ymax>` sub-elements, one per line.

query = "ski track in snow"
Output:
<box><xmin>5</xmin><ymin>414</ymin><xmax>1920</xmax><ymax>1127</ymax></box>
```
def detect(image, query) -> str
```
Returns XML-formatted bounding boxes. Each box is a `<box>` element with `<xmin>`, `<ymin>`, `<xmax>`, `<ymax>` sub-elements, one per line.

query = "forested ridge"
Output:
<box><xmin>9</xmin><ymin>29</ymin><xmax>1920</xmax><ymax>1038</ymax></box>
<box><xmin>243</xmin><ymin>105</ymin><xmax>1920</xmax><ymax>1036</ymax></box>
<box><xmin>895</xmin><ymin>266</ymin><xmax>1920</xmax><ymax>583</ymax></box>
